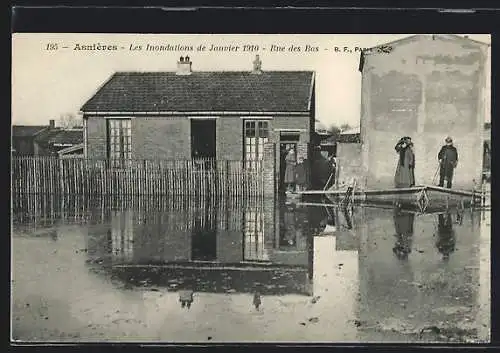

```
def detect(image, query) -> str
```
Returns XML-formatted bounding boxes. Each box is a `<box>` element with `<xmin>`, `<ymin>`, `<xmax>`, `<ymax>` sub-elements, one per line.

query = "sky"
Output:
<box><xmin>12</xmin><ymin>33</ymin><xmax>491</xmax><ymax>129</ymax></box>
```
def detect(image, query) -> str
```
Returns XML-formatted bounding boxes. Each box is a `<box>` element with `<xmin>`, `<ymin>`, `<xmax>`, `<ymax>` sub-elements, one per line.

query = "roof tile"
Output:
<box><xmin>81</xmin><ymin>71</ymin><xmax>314</xmax><ymax>113</ymax></box>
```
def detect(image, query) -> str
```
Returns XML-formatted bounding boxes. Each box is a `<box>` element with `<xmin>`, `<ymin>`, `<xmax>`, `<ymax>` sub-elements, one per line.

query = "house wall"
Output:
<box><xmin>132</xmin><ymin>117</ymin><xmax>191</xmax><ymax>160</ymax></box>
<box><xmin>271</xmin><ymin>116</ymin><xmax>311</xmax><ymax>143</ymax></box>
<box><xmin>85</xmin><ymin>114</ymin><xmax>312</xmax><ymax>163</ymax></box>
<box><xmin>360</xmin><ymin>36</ymin><xmax>488</xmax><ymax>190</ymax></box>
<box><xmin>85</xmin><ymin>117</ymin><xmax>107</xmax><ymax>159</ymax></box>
<box><xmin>216</xmin><ymin>118</ymin><xmax>243</xmax><ymax>160</ymax></box>
<box><xmin>12</xmin><ymin>138</ymin><xmax>35</xmax><ymax>156</ymax></box>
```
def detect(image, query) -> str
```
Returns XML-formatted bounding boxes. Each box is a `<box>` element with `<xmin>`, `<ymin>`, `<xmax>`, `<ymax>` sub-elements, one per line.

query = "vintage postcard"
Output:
<box><xmin>11</xmin><ymin>33</ymin><xmax>491</xmax><ymax>343</ymax></box>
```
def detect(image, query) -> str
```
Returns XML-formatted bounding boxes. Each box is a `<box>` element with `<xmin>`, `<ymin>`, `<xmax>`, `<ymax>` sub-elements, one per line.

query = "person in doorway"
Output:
<box><xmin>394</xmin><ymin>136</ymin><xmax>415</xmax><ymax>188</ymax></box>
<box><xmin>295</xmin><ymin>156</ymin><xmax>310</xmax><ymax>192</ymax></box>
<box><xmin>284</xmin><ymin>147</ymin><xmax>296</xmax><ymax>192</ymax></box>
<box><xmin>435</xmin><ymin>212</ymin><xmax>456</xmax><ymax>261</ymax></box>
<box><xmin>438</xmin><ymin>137</ymin><xmax>458</xmax><ymax>189</ymax></box>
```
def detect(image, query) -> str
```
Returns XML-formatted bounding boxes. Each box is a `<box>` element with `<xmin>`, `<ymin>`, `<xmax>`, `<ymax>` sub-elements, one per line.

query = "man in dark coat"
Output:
<box><xmin>438</xmin><ymin>136</ymin><xmax>458</xmax><ymax>188</ymax></box>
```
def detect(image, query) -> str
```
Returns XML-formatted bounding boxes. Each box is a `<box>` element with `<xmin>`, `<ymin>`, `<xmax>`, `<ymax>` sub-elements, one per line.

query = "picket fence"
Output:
<box><xmin>11</xmin><ymin>157</ymin><xmax>264</xmax><ymax>197</ymax></box>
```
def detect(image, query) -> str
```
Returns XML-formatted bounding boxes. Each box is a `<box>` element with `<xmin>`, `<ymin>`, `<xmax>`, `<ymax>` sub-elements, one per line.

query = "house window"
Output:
<box><xmin>244</xmin><ymin>120</ymin><xmax>269</xmax><ymax>169</ymax></box>
<box><xmin>108</xmin><ymin>119</ymin><xmax>131</xmax><ymax>167</ymax></box>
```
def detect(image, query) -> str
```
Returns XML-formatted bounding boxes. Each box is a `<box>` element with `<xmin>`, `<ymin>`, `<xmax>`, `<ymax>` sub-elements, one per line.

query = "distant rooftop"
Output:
<box><xmin>12</xmin><ymin>125</ymin><xmax>47</xmax><ymax>137</ymax></box>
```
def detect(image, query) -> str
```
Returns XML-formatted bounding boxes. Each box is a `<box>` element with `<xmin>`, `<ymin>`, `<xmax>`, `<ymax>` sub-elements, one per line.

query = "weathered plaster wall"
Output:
<box><xmin>336</xmin><ymin>142</ymin><xmax>362</xmax><ymax>186</ymax></box>
<box><xmin>360</xmin><ymin>36</ymin><xmax>487</xmax><ymax>190</ymax></box>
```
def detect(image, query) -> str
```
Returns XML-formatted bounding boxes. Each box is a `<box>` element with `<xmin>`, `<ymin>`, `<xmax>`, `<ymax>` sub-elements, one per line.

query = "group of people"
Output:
<box><xmin>394</xmin><ymin>136</ymin><xmax>459</xmax><ymax>189</ymax></box>
<box><xmin>283</xmin><ymin>148</ymin><xmax>313</xmax><ymax>192</ymax></box>
<box><xmin>280</xmin><ymin>135</ymin><xmax>458</xmax><ymax>193</ymax></box>
<box><xmin>282</xmin><ymin>147</ymin><xmax>336</xmax><ymax>193</ymax></box>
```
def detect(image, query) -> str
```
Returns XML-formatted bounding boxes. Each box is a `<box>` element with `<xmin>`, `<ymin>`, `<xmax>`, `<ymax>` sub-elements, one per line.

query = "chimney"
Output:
<box><xmin>251</xmin><ymin>55</ymin><xmax>262</xmax><ymax>74</ymax></box>
<box><xmin>49</xmin><ymin>119</ymin><xmax>55</xmax><ymax>129</ymax></box>
<box><xmin>176</xmin><ymin>56</ymin><xmax>192</xmax><ymax>75</ymax></box>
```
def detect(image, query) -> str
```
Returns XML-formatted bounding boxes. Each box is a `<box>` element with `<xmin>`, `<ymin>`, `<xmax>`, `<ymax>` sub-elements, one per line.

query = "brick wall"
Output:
<box><xmin>132</xmin><ymin>117</ymin><xmax>191</xmax><ymax>160</ymax></box>
<box><xmin>263</xmin><ymin>143</ymin><xmax>276</xmax><ymax>198</ymax></box>
<box><xmin>217</xmin><ymin>118</ymin><xmax>243</xmax><ymax>160</ymax></box>
<box><xmin>86</xmin><ymin>117</ymin><xmax>107</xmax><ymax>159</ymax></box>
<box><xmin>86</xmin><ymin>115</ymin><xmax>312</xmax><ymax>166</ymax></box>
<box><xmin>272</xmin><ymin>116</ymin><xmax>311</xmax><ymax>143</ymax></box>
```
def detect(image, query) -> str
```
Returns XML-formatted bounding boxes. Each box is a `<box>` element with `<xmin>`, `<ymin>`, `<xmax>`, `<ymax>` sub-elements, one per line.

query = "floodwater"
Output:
<box><xmin>11</xmin><ymin>195</ymin><xmax>490</xmax><ymax>343</ymax></box>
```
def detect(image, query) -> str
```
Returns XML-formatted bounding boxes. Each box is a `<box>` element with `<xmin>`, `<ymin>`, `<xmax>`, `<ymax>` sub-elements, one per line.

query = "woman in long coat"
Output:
<box><xmin>284</xmin><ymin>148</ymin><xmax>296</xmax><ymax>191</ymax></box>
<box><xmin>394</xmin><ymin>137</ymin><xmax>415</xmax><ymax>188</ymax></box>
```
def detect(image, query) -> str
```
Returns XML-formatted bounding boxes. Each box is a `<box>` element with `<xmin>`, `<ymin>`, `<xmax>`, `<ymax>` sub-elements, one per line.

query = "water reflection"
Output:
<box><xmin>436</xmin><ymin>212</ymin><xmax>456</xmax><ymax>261</ymax></box>
<box><xmin>392</xmin><ymin>209</ymin><xmax>415</xmax><ymax>260</ymax></box>
<box><xmin>11</xmin><ymin>194</ymin><xmax>490</xmax><ymax>342</ymax></box>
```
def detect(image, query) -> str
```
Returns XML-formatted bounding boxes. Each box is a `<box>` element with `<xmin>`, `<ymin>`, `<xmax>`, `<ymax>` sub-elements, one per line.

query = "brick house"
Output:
<box><xmin>12</xmin><ymin>119</ymin><xmax>84</xmax><ymax>157</ymax></box>
<box><xmin>80</xmin><ymin>56</ymin><xmax>316</xmax><ymax>192</ymax></box>
<box><xmin>12</xmin><ymin>120</ymin><xmax>56</xmax><ymax>156</ymax></box>
<box><xmin>358</xmin><ymin>34</ymin><xmax>489</xmax><ymax>190</ymax></box>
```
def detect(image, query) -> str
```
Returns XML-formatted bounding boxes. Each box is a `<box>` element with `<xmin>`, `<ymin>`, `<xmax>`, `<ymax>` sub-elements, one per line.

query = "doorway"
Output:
<box><xmin>279</xmin><ymin>133</ymin><xmax>300</xmax><ymax>193</ymax></box>
<box><xmin>191</xmin><ymin>120</ymin><xmax>216</xmax><ymax>159</ymax></box>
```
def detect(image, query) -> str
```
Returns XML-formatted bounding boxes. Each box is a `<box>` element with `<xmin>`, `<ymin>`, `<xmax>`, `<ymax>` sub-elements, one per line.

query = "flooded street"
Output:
<box><xmin>11</xmin><ymin>195</ymin><xmax>490</xmax><ymax>343</ymax></box>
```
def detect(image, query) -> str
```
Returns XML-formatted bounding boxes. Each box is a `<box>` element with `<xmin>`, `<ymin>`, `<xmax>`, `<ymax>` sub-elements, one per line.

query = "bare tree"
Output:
<box><xmin>57</xmin><ymin>113</ymin><xmax>82</xmax><ymax>129</ymax></box>
<box><xmin>328</xmin><ymin>124</ymin><xmax>344</xmax><ymax>137</ymax></box>
<box><xmin>340</xmin><ymin>123</ymin><xmax>352</xmax><ymax>132</ymax></box>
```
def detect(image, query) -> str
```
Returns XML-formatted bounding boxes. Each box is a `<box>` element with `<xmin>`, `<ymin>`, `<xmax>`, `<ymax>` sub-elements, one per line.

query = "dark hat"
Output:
<box><xmin>445</xmin><ymin>136</ymin><xmax>453</xmax><ymax>143</ymax></box>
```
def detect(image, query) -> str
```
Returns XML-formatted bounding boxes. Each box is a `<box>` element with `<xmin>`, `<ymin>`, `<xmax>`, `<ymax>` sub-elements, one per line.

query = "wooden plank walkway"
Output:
<box><xmin>295</xmin><ymin>184</ymin><xmax>480</xmax><ymax>199</ymax></box>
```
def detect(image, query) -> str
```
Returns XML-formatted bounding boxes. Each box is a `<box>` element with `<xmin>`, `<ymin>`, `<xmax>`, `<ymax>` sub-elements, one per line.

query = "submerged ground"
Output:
<box><xmin>11</xmin><ymin>195</ymin><xmax>490</xmax><ymax>343</ymax></box>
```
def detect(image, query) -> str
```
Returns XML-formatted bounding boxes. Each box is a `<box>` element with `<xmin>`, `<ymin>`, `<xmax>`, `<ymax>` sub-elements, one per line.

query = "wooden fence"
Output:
<box><xmin>11</xmin><ymin>157</ymin><xmax>264</xmax><ymax>197</ymax></box>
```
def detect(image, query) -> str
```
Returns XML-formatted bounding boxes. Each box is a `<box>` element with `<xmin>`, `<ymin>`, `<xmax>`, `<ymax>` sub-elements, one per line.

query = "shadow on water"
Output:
<box><xmin>11</xmin><ymin>194</ymin><xmax>490</xmax><ymax>342</ymax></box>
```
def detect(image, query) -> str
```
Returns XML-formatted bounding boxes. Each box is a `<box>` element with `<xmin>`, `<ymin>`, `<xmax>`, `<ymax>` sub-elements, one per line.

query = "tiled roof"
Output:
<box><xmin>12</xmin><ymin>125</ymin><xmax>47</xmax><ymax>137</ymax></box>
<box><xmin>34</xmin><ymin>128</ymin><xmax>62</xmax><ymax>144</ymax></box>
<box><xmin>49</xmin><ymin>130</ymin><xmax>84</xmax><ymax>145</ymax></box>
<box><xmin>81</xmin><ymin>71</ymin><xmax>315</xmax><ymax>113</ymax></box>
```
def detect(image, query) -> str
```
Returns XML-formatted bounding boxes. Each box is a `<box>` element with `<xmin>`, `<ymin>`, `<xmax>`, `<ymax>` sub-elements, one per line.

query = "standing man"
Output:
<box><xmin>438</xmin><ymin>137</ymin><xmax>458</xmax><ymax>188</ymax></box>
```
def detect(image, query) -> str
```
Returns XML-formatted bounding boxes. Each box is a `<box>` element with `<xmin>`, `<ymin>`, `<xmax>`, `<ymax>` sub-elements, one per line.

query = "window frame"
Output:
<box><xmin>243</xmin><ymin>119</ymin><xmax>270</xmax><ymax>169</ymax></box>
<box><xmin>106</xmin><ymin>118</ymin><xmax>132</xmax><ymax>168</ymax></box>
